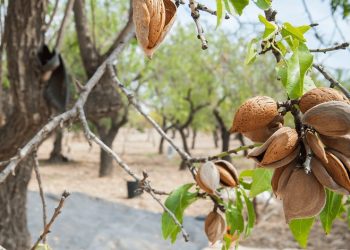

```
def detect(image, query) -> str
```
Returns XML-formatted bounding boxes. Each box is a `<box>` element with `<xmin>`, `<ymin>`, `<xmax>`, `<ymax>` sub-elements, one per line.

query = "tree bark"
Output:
<box><xmin>178</xmin><ymin>128</ymin><xmax>190</xmax><ymax>170</ymax></box>
<box><xmin>0</xmin><ymin>1</ymin><xmax>48</xmax><ymax>249</ymax></box>
<box><xmin>191</xmin><ymin>129</ymin><xmax>197</xmax><ymax>149</ymax></box>
<box><xmin>221</xmin><ymin>130</ymin><xmax>231</xmax><ymax>162</ymax></box>
<box><xmin>49</xmin><ymin>129</ymin><xmax>69</xmax><ymax>163</ymax></box>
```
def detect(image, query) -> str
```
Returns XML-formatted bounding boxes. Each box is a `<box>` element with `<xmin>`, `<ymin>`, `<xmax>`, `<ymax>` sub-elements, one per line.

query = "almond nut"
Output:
<box><xmin>204</xmin><ymin>211</ymin><xmax>226</xmax><ymax>243</ymax></box>
<box><xmin>302</xmin><ymin>101</ymin><xmax>350</xmax><ymax>136</ymax></box>
<box><xmin>214</xmin><ymin>160</ymin><xmax>239</xmax><ymax>187</ymax></box>
<box><xmin>195</xmin><ymin>161</ymin><xmax>220</xmax><ymax>194</ymax></box>
<box><xmin>305</xmin><ymin>130</ymin><xmax>328</xmax><ymax>164</ymax></box>
<box><xmin>320</xmin><ymin>134</ymin><xmax>350</xmax><ymax>158</ymax></box>
<box><xmin>299</xmin><ymin>87</ymin><xmax>349</xmax><ymax>113</ymax></box>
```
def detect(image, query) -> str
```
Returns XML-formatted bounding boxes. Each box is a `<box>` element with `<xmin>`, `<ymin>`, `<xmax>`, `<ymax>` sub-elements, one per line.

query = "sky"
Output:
<box><xmin>175</xmin><ymin>0</ymin><xmax>350</xmax><ymax>71</ymax></box>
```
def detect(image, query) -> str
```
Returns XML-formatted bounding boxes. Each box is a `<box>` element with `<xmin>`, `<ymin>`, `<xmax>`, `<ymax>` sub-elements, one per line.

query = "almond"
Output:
<box><xmin>283</xmin><ymin>168</ymin><xmax>326</xmax><ymax>223</ymax></box>
<box><xmin>299</xmin><ymin>87</ymin><xmax>349</xmax><ymax>113</ymax></box>
<box><xmin>320</xmin><ymin>134</ymin><xmax>350</xmax><ymax>158</ymax></box>
<box><xmin>305</xmin><ymin>130</ymin><xmax>328</xmax><ymax>164</ymax></box>
<box><xmin>204</xmin><ymin>211</ymin><xmax>226</xmax><ymax>243</ymax></box>
<box><xmin>214</xmin><ymin>160</ymin><xmax>239</xmax><ymax>187</ymax></box>
<box><xmin>195</xmin><ymin>161</ymin><xmax>220</xmax><ymax>194</ymax></box>
<box><xmin>302</xmin><ymin>101</ymin><xmax>350</xmax><ymax>136</ymax></box>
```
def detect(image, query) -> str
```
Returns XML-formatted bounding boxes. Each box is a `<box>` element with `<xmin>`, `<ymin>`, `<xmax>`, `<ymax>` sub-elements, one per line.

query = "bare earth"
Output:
<box><xmin>28</xmin><ymin>128</ymin><xmax>350</xmax><ymax>250</ymax></box>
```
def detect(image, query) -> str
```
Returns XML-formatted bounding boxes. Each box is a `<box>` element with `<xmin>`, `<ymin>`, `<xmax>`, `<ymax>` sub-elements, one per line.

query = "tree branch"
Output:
<box><xmin>32</xmin><ymin>153</ymin><xmax>48</xmax><ymax>243</ymax></box>
<box><xmin>313</xmin><ymin>64</ymin><xmax>350</xmax><ymax>99</ymax></box>
<box><xmin>31</xmin><ymin>191</ymin><xmax>70</xmax><ymax>250</ymax></box>
<box><xmin>189</xmin><ymin>0</ymin><xmax>208</xmax><ymax>50</ymax></box>
<box><xmin>55</xmin><ymin>0</ymin><xmax>76</xmax><ymax>51</ymax></box>
<box><xmin>44</xmin><ymin>0</ymin><xmax>60</xmax><ymax>33</ymax></box>
<box><xmin>309</xmin><ymin>42</ymin><xmax>349</xmax><ymax>53</ymax></box>
<box><xmin>196</xmin><ymin>3</ymin><xmax>230</xmax><ymax>19</ymax></box>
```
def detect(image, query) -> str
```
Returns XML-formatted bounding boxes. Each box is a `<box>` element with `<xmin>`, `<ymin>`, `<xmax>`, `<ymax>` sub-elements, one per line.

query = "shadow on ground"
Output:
<box><xmin>27</xmin><ymin>191</ymin><xmax>209</xmax><ymax>250</ymax></box>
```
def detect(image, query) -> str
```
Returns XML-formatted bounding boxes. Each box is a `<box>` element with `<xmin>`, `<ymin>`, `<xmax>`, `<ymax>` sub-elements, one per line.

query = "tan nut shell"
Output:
<box><xmin>283</xmin><ymin>168</ymin><xmax>326</xmax><ymax>223</ymax></box>
<box><xmin>248</xmin><ymin>127</ymin><xmax>299</xmax><ymax>167</ymax></box>
<box><xmin>305</xmin><ymin>131</ymin><xmax>328</xmax><ymax>164</ymax></box>
<box><xmin>242</xmin><ymin>115</ymin><xmax>284</xmax><ymax>143</ymax></box>
<box><xmin>323</xmin><ymin>151</ymin><xmax>350</xmax><ymax>192</ymax></box>
<box><xmin>214</xmin><ymin>160</ymin><xmax>239</xmax><ymax>187</ymax></box>
<box><xmin>302</xmin><ymin>101</ymin><xmax>350</xmax><ymax>136</ymax></box>
<box><xmin>133</xmin><ymin>0</ymin><xmax>176</xmax><ymax>58</ymax></box>
<box><xmin>271</xmin><ymin>161</ymin><xmax>296</xmax><ymax>199</ymax></box>
<box><xmin>311</xmin><ymin>157</ymin><xmax>349</xmax><ymax>195</ymax></box>
<box><xmin>299</xmin><ymin>87</ymin><xmax>349</xmax><ymax>113</ymax></box>
<box><xmin>320</xmin><ymin>134</ymin><xmax>350</xmax><ymax>158</ymax></box>
<box><xmin>205</xmin><ymin>211</ymin><xmax>226</xmax><ymax>243</ymax></box>
<box><xmin>230</xmin><ymin>96</ymin><xmax>278</xmax><ymax>133</ymax></box>
<box><xmin>195</xmin><ymin>162</ymin><xmax>220</xmax><ymax>194</ymax></box>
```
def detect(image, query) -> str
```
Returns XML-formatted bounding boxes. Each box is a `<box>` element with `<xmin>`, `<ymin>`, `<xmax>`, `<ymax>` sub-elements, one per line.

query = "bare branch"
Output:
<box><xmin>189</xmin><ymin>0</ymin><xmax>208</xmax><ymax>50</ymax></box>
<box><xmin>31</xmin><ymin>191</ymin><xmax>70</xmax><ymax>250</ymax></box>
<box><xmin>313</xmin><ymin>64</ymin><xmax>350</xmax><ymax>99</ymax></box>
<box><xmin>32</xmin><ymin>153</ymin><xmax>48</xmax><ymax>243</ymax></box>
<box><xmin>301</xmin><ymin>0</ymin><xmax>326</xmax><ymax>45</ymax></box>
<box><xmin>107</xmin><ymin>64</ymin><xmax>192</xmax><ymax>162</ymax></box>
<box><xmin>55</xmin><ymin>0</ymin><xmax>76</xmax><ymax>51</ymax></box>
<box><xmin>309</xmin><ymin>42</ymin><xmax>349</xmax><ymax>53</ymax></box>
<box><xmin>196</xmin><ymin>3</ymin><xmax>230</xmax><ymax>19</ymax></box>
<box><xmin>190</xmin><ymin>144</ymin><xmax>260</xmax><ymax>163</ymax></box>
<box><xmin>44</xmin><ymin>0</ymin><xmax>60</xmax><ymax>33</ymax></box>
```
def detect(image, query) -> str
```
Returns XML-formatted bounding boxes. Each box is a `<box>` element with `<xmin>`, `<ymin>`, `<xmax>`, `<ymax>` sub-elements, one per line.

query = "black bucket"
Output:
<box><xmin>127</xmin><ymin>181</ymin><xmax>141</xmax><ymax>199</ymax></box>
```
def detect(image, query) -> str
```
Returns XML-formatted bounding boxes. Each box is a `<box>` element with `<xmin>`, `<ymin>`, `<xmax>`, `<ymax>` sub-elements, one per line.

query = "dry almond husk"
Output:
<box><xmin>311</xmin><ymin>157</ymin><xmax>349</xmax><ymax>195</ymax></box>
<box><xmin>320</xmin><ymin>134</ymin><xmax>350</xmax><ymax>158</ymax></box>
<box><xmin>242</xmin><ymin>114</ymin><xmax>284</xmax><ymax>143</ymax></box>
<box><xmin>230</xmin><ymin>96</ymin><xmax>279</xmax><ymax>134</ymax></box>
<box><xmin>302</xmin><ymin>101</ymin><xmax>350</xmax><ymax>136</ymax></box>
<box><xmin>133</xmin><ymin>0</ymin><xmax>177</xmax><ymax>58</ymax></box>
<box><xmin>322</xmin><ymin>151</ymin><xmax>350</xmax><ymax>192</ymax></box>
<box><xmin>214</xmin><ymin>160</ymin><xmax>239</xmax><ymax>187</ymax></box>
<box><xmin>204</xmin><ymin>211</ymin><xmax>226</xmax><ymax>243</ymax></box>
<box><xmin>283</xmin><ymin>168</ymin><xmax>326</xmax><ymax>223</ymax></box>
<box><xmin>305</xmin><ymin>130</ymin><xmax>328</xmax><ymax>164</ymax></box>
<box><xmin>271</xmin><ymin>161</ymin><xmax>296</xmax><ymax>199</ymax></box>
<box><xmin>248</xmin><ymin>127</ymin><xmax>299</xmax><ymax>168</ymax></box>
<box><xmin>195</xmin><ymin>161</ymin><xmax>220</xmax><ymax>194</ymax></box>
<box><xmin>299</xmin><ymin>87</ymin><xmax>349</xmax><ymax>113</ymax></box>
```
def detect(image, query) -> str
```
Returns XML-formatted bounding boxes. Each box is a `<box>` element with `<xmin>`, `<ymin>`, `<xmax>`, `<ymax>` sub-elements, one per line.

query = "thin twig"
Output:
<box><xmin>32</xmin><ymin>153</ymin><xmax>48</xmax><ymax>243</ymax></box>
<box><xmin>301</xmin><ymin>0</ymin><xmax>326</xmax><ymax>45</ymax></box>
<box><xmin>309</xmin><ymin>42</ymin><xmax>349</xmax><ymax>53</ymax></box>
<box><xmin>189</xmin><ymin>0</ymin><xmax>208</xmax><ymax>50</ymax></box>
<box><xmin>55</xmin><ymin>0</ymin><xmax>76</xmax><ymax>51</ymax></box>
<box><xmin>190</xmin><ymin>144</ymin><xmax>260</xmax><ymax>163</ymax></box>
<box><xmin>196</xmin><ymin>3</ymin><xmax>230</xmax><ymax>19</ymax></box>
<box><xmin>31</xmin><ymin>191</ymin><xmax>70</xmax><ymax>250</ymax></box>
<box><xmin>107</xmin><ymin>64</ymin><xmax>192</xmax><ymax>162</ymax></box>
<box><xmin>313</xmin><ymin>64</ymin><xmax>350</xmax><ymax>99</ymax></box>
<box><xmin>44</xmin><ymin>0</ymin><xmax>60</xmax><ymax>33</ymax></box>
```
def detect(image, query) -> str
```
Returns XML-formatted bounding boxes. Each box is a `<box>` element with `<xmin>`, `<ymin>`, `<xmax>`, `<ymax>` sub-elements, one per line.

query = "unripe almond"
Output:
<box><xmin>299</xmin><ymin>87</ymin><xmax>349</xmax><ymax>113</ymax></box>
<box><xmin>195</xmin><ymin>162</ymin><xmax>220</xmax><ymax>194</ymax></box>
<box><xmin>230</xmin><ymin>96</ymin><xmax>279</xmax><ymax>133</ymax></box>
<box><xmin>204</xmin><ymin>211</ymin><xmax>226</xmax><ymax>243</ymax></box>
<box><xmin>214</xmin><ymin>160</ymin><xmax>239</xmax><ymax>187</ymax></box>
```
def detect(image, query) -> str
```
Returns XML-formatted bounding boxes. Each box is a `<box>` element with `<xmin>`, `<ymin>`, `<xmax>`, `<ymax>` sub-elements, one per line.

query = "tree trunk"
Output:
<box><xmin>236</xmin><ymin>133</ymin><xmax>248</xmax><ymax>156</ymax></box>
<box><xmin>213</xmin><ymin>129</ymin><xmax>219</xmax><ymax>148</ymax></box>
<box><xmin>0</xmin><ymin>1</ymin><xmax>48</xmax><ymax>249</ymax></box>
<box><xmin>159</xmin><ymin>136</ymin><xmax>165</xmax><ymax>154</ymax></box>
<box><xmin>191</xmin><ymin>129</ymin><xmax>197</xmax><ymax>149</ymax></box>
<box><xmin>178</xmin><ymin>128</ymin><xmax>190</xmax><ymax>170</ymax></box>
<box><xmin>221</xmin><ymin>130</ymin><xmax>231</xmax><ymax>162</ymax></box>
<box><xmin>49</xmin><ymin>130</ymin><xmax>69</xmax><ymax>163</ymax></box>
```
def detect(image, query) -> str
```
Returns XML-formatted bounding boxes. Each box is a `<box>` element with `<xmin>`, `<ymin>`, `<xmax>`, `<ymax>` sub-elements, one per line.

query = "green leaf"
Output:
<box><xmin>282</xmin><ymin>43</ymin><xmax>314</xmax><ymax>99</ymax></box>
<box><xmin>239</xmin><ymin>169</ymin><xmax>254</xmax><ymax>178</ymax></box>
<box><xmin>249</xmin><ymin>168</ymin><xmax>273</xmax><ymax>197</ymax></box>
<box><xmin>245</xmin><ymin>39</ymin><xmax>258</xmax><ymax>65</ymax></box>
<box><xmin>320</xmin><ymin>189</ymin><xmax>343</xmax><ymax>234</ymax></box>
<box><xmin>281</xmin><ymin>23</ymin><xmax>308</xmax><ymax>42</ymax></box>
<box><xmin>226</xmin><ymin>206</ymin><xmax>245</xmax><ymax>234</ymax></box>
<box><xmin>258</xmin><ymin>15</ymin><xmax>278</xmax><ymax>40</ymax></box>
<box><xmin>254</xmin><ymin>0</ymin><xmax>271</xmax><ymax>10</ymax></box>
<box><xmin>348</xmin><ymin>206</ymin><xmax>350</xmax><ymax>229</ymax></box>
<box><xmin>223</xmin><ymin>0</ymin><xmax>232</xmax><ymax>14</ymax></box>
<box><xmin>289</xmin><ymin>218</ymin><xmax>315</xmax><ymax>248</ymax></box>
<box><xmin>229</xmin><ymin>0</ymin><xmax>249</xmax><ymax>15</ymax></box>
<box><xmin>242</xmin><ymin>189</ymin><xmax>256</xmax><ymax>236</ymax></box>
<box><xmin>236</xmin><ymin>189</ymin><xmax>244</xmax><ymax>212</ymax></box>
<box><xmin>216</xmin><ymin>0</ymin><xmax>223</xmax><ymax>27</ymax></box>
<box><xmin>162</xmin><ymin>183</ymin><xmax>198</xmax><ymax>243</ymax></box>
<box><xmin>276</xmin><ymin>41</ymin><xmax>288</xmax><ymax>55</ymax></box>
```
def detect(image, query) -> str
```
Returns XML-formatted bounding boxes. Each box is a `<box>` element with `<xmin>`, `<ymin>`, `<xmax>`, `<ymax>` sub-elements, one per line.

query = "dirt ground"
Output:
<box><xmin>28</xmin><ymin>128</ymin><xmax>350</xmax><ymax>249</ymax></box>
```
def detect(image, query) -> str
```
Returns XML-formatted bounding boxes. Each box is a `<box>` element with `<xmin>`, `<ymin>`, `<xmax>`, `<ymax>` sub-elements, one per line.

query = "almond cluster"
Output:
<box><xmin>231</xmin><ymin>87</ymin><xmax>350</xmax><ymax>222</ymax></box>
